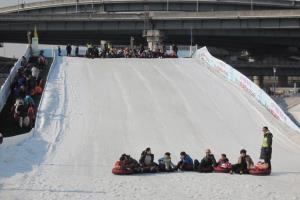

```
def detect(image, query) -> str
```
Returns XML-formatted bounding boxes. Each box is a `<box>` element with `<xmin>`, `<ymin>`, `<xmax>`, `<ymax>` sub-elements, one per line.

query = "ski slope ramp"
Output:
<box><xmin>1</xmin><ymin>56</ymin><xmax>300</xmax><ymax>200</ymax></box>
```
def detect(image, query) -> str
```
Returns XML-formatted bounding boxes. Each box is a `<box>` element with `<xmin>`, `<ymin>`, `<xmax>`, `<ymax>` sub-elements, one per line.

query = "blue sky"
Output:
<box><xmin>0</xmin><ymin>0</ymin><xmax>48</xmax><ymax>7</ymax></box>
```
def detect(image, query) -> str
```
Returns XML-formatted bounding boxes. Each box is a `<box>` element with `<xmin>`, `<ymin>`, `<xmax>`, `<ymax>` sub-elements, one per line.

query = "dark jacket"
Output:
<box><xmin>182</xmin><ymin>154</ymin><xmax>193</xmax><ymax>165</ymax></box>
<box><xmin>238</xmin><ymin>155</ymin><xmax>254</xmax><ymax>169</ymax></box>
<box><xmin>139</xmin><ymin>151</ymin><xmax>154</xmax><ymax>166</ymax></box>
<box><xmin>260</xmin><ymin>131</ymin><xmax>273</xmax><ymax>161</ymax></box>
<box><xmin>201</xmin><ymin>154</ymin><xmax>217</xmax><ymax>167</ymax></box>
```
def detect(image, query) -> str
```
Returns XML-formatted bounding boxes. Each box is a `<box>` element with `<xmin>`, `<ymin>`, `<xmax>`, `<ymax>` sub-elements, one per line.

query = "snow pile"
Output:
<box><xmin>1</xmin><ymin>55</ymin><xmax>300</xmax><ymax>200</ymax></box>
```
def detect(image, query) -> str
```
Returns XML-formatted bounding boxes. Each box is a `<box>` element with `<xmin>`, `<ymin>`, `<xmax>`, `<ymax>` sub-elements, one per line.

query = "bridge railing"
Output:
<box><xmin>0</xmin><ymin>0</ymin><xmax>299</xmax><ymax>14</ymax></box>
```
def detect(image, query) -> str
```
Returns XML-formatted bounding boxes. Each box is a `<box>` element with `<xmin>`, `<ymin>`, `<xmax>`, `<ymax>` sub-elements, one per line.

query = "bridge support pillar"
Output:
<box><xmin>278</xmin><ymin>76</ymin><xmax>288</xmax><ymax>87</ymax></box>
<box><xmin>143</xmin><ymin>30</ymin><xmax>164</xmax><ymax>51</ymax></box>
<box><xmin>253</xmin><ymin>76</ymin><xmax>264</xmax><ymax>88</ymax></box>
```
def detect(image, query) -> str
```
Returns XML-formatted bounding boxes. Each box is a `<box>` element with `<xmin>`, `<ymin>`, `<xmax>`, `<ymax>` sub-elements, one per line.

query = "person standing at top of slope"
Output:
<box><xmin>139</xmin><ymin>147</ymin><xmax>159</xmax><ymax>173</ymax></box>
<box><xmin>177</xmin><ymin>151</ymin><xmax>194</xmax><ymax>171</ymax></box>
<box><xmin>260</xmin><ymin>126</ymin><xmax>273</xmax><ymax>169</ymax></box>
<box><xmin>194</xmin><ymin>149</ymin><xmax>217</xmax><ymax>173</ymax></box>
<box><xmin>58</xmin><ymin>46</ymin><xmax>61</xmax><ymax>56</ymax></box>
<box><xmin>230</xmin><ymin>149</ymin><xmax>254</xmax><ymax>174</ymax></box>
<box><xmin>66</xmin><ymin>44</ymin><xmax>72</xmax><ymax>57</ymax></box>
<box><xmin>0</xmin><ymin>132</ymin><xmax>3</xmax><ymax>145</ymax></box>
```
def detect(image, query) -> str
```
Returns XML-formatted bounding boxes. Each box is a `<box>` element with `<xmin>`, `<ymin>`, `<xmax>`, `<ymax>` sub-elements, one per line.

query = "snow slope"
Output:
<box><xmin>1</xmin><ymin>56</ymin><xmax>300</xmax><ymax>200</ymax></box>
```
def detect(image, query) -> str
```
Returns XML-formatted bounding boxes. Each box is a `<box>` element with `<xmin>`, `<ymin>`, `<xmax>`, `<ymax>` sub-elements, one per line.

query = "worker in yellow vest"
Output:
<box><xmin>260</xmin><ymin>126</ymin><xmax>273</xmax><ymax>169</ymax></box>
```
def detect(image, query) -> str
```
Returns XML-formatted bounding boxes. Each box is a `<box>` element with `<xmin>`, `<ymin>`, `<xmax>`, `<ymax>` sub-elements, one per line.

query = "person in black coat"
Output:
<box><xmin>66</xmin><ymin>44</ymin><xmax>72</xmax><ymax>56</ymax></box>
<box><xmin>0</xmin><ymin>133</ymin><xmax>3</xmax><ymax>145</ymax></box>
<box><xmin>139</xmin><ymin>147</ymin><xmax>158</xmax><ymax>172</ymax></box>
<box><xmin>194</xmin><ymin>149</ymin><xmax>217</xmax><ymax>172</ymax></box>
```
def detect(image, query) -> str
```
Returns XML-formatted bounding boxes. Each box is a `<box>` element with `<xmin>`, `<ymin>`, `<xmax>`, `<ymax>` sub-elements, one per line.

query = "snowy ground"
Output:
<box><xmin>1</xmin><ymin>57</ymin><xmax>300</xmax><ymax>200</ymax></box>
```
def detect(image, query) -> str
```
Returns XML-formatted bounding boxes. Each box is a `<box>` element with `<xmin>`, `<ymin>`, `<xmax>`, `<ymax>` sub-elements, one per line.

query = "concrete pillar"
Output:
<box><xmin>278</xmin><ymin>76</ymin><xmax>288</xmax><ymax>87</ymax></box>
<box><xmin>143</xmin><ymin>30</ymin><xmax>164</xmax><ymax>51</ymax></box>
<box><xmin>253</xmin><ymin>76</ymin><xmax>263</xmax><ymax>88</ymax></box>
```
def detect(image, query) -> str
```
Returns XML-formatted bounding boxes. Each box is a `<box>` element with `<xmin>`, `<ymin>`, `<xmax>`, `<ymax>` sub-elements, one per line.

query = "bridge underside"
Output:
<box><xmin>1</xmin><ymin>29</ymin><xmax>300</xmax><ymax>48</ymax></box>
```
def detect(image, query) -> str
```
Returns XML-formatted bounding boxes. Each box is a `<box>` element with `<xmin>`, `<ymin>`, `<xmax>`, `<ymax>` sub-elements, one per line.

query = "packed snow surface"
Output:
<box><xmin>1</xmin><ymin>57</ymin><xmax>300</xmax><ymax>200</ymax></box>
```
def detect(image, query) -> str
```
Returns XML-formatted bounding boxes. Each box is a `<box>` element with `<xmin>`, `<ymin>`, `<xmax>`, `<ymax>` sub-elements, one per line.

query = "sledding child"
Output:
<box><xmin>194</xmin><ymin>149</ymin><xmax>217</xmax><ymax>172</ymax></box>
<box><xmin>217</xmin><ymin>154</ymin><xmax>229</xmax><ymax>166</ymax></box>
<box><xmin>230</xmin><ymin>149</ymin><xmax>254</xmax><ymax>174</ymax></box>
<box><xmin>139</xmin><ymin>147</ymin><xmax>159</xmax><ymax>173</ymax></box>
<box><xmin>177</xmin><ymin>151</ymin><xmax>194</xmax><ymax>171</ymax></box>
<box><xmin>119</xmin><ymin>154</ymin><xmax>141</xmax><ymax>173</ymax></box>
<box><xmin>158</xmin><ymin>152</ymin><xmax>176</xmax><ymax>172</ymax></box>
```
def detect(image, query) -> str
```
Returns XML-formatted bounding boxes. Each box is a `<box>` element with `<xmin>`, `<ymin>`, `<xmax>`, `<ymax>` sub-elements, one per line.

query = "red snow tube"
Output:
<box><xmin>112</xmin><ymin>168</ymin><xmax>133</xmax><ymax>175</ymax></box>
<box><xmin>249</xmin><ymin>163</ymin><xmax>271</xmax><ymax>176</ymax></box>
<box><xmin>112</xmin><ymin>161</ymin><xmax>133</xmax><ymax>175</ymax></box>
<box><xmin>214</xmin><ymin>163</ymin><xmax>232</xmax><ymax>173</ymax></box>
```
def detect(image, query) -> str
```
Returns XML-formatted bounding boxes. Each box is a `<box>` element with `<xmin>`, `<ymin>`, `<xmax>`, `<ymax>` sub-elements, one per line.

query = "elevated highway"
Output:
<box><xmin>0</xmin><ymin>0</ymin><xmax>300</xmax><ymax>14</ymax></box>
<box><xmin>1</xmin><ymin>10</ymin><xmax>300</xmax><ymax>46</ymax></box>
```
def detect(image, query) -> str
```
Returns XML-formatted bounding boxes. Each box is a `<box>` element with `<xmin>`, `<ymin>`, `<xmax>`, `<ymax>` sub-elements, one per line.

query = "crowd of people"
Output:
<box><xmin>9</xmin><ymin>51</ymin><xmax>47</xmax><ymax>129</ymax></box>
<box><xmin>113</xmin><ymin>127</ymin><xmax>273</xmax><ymax>175</ymax></box>
<box><xmin>58</xmin><ymin>43</ymin><xmax>179</xmax><ymax>59</ymax></box>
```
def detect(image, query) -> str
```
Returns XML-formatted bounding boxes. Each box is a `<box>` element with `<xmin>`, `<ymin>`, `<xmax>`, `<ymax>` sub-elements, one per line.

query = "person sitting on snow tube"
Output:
<box><xmin>249</xmin><ymin>161</ymin><xmax>271</xmax><ymax>176</ymax></box>
<box><xmin>177</xmin><ymin>151</ymin><xmax>194</xmax><ymax>171</ymax></box>
<box><xmin>214</xmin><ymin>154</ymin><xmax>232</xmax><ymax>173</ymax></box>
<box><xmin>194</xmin><ymin>149</ymin><xmax>217</xmax><ymax>173</ymax></box>
<box><xmin>158</xmin><ymin>152</ymin><xmax>176</xmax><ymax>172</ymax></box>
<box><xmin>112</xmin><ymin>154</ymin><xmax>139</xmax><ymax>175</ymax></box>
<box><xmin>230</xmin><ymin>149</ymin><xmax>254</xmax><ymax>175</ymax></box>
<box><xmin>139</xmin><ymin>147</ymin><xmax>159</xmax><ymax>173</ymax></box>
<box><xmin>122</xmin><ymin>154</ymin><xmax>141</xmax><ymax>173</ymax></box>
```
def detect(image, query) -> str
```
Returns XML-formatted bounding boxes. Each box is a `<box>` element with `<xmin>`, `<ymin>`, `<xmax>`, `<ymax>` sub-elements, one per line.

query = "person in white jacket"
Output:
<box><xmin>31</xmin><ymin>66</ymin><xmax>40</xmax><ymax>79</ymax></box>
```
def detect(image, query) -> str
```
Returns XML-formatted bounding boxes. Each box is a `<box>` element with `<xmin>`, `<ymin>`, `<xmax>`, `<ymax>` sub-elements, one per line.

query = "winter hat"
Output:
<box><xmin>240</xmin><ymin>149</ymin><xmax>247</xmax><ymax>154</ymax></box>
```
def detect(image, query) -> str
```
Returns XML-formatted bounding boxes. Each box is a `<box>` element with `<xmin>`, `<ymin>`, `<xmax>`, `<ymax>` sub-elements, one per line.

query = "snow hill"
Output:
<box><xmin>1</xmin><ymin>55</ymin><xmax>300</xmax><ymax>200</ymax></box>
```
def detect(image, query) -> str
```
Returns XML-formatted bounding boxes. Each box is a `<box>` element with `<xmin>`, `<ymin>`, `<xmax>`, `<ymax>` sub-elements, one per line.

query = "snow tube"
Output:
<box><xmin>214</xmin><ymin>163</ymin><xmax>232</xmax><ymax>173</ymax></box>
<box><xmin>112</xmin><ymin>168</ymin><xmax>133</xmax><ymax>175</ymax></box>
<box><xmin>112</xmin><ymin>161</ymin><xmax>134</xmax><ymax>175</ymax></box>
<box><xmin>198</xmin><ymin>167</ymin><xmax>214</xmax><ymax>173</ymax></box>
<box><xmin>249</xmin><ymin>163</ymin><xmax>271</xmax><ymax>176</ymax></box>
<box><xmin>179</xmin><ymin>164</ymin><xmax>194</xmax><ymax>171</ymax></box>
<box><xmin>249</xmin><ymin>168</ymin><xmax>271</xmax><ymax>176</ymax></box>
<box><xmin>141</xmin><ymin>165</ymin><xmax>159</xmax><ymax>173</ymax></box>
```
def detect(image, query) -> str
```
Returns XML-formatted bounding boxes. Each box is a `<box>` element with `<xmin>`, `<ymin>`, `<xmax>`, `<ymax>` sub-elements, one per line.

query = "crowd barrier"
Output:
<box><xmin>193</xmin><ymin>47</ymin><xmax>300</xmax><ymax>132</ymax></box>
<box><xmin>0</xmin><ymin>48</ymin><xmax>57</xmax><ymax>149</ymax></box>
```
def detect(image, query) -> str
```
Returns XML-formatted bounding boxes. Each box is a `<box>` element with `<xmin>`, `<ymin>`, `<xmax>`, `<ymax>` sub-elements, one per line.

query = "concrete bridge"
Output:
<box><xmin>1</xmin><ymin>0</ymin><xmax>300</xmax><ymax>15</ymax></box>
<box><xmin>1</xmin><ymin>9</ymin><xmax>300</xmax><ymax>46</ymax></box>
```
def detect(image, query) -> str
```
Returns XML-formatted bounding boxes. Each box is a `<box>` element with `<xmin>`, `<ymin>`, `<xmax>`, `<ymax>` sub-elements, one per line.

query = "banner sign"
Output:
<box><xmin>193</xmin><ymin>47</ymin><xmax>299</xmax><ymax>132</ymax></box>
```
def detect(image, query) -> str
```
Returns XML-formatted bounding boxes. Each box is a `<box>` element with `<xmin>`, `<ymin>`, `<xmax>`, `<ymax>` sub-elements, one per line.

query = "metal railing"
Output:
<box><xmin>0</xmin><ymin>0</ymin><xmax>299</xmax><ymax>14</ymax></box>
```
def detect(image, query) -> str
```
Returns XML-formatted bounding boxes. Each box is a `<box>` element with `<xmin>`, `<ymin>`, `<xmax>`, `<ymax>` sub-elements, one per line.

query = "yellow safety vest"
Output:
<box><xmin>262</xmin><ymin>134</ymin><xmax>271</xmax><ymax>148</ymax></box>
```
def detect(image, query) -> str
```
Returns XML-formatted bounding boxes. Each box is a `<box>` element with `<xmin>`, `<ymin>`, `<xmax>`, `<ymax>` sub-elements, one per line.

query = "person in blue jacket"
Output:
<box><xmin>177</xmin><ymin>151</ymin><xmax>194</xmax><ymax>171</ymax></box>
<box><xmin>24</xmin><ymin>95</ymin><xmax>35</xmax><ymax>107</ymax></box>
